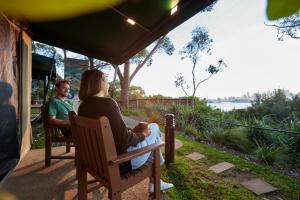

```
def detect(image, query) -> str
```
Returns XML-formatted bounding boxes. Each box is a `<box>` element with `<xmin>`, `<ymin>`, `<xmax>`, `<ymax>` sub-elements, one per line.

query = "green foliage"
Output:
<box><xmin>143</xmin><ymin>89</ymin><xmax>300</xmax><ymax>167</ymax></box>
<box><xmin>246</xmin><ymin>118</ymin><xmax>272</xmax><ymax>145</ymax></box>
<box><xmin>267</xmin><ymin>0</ymin><xmax>300</xmax><ymax>20</ymax></box>
<box><xmin>130</xmin><ymin>36</ymin><xmax>175</xmax><ymax>66</ymax></box>
<box><xmin>209</xmin><ymin>128</ymin><xmax>253</xmax><ymax>153</ymax></box>
<box><xmin>121</xmin><ymin>107</ymin><xmax>140</xmax><ymax>117</ymax></box>
<box><xmin>31</xmin><ymin>123</ymin><xmax>45</xmax><ymax>149</ymax></box>
<box><xmin>184</xmin><ymin>125</ymin><xmax>204</xmax><ymax>141</ymax></box>
<box><xmin>109</xmin><ymin>80</ymin><xmax>145</xmax><ymax>101</ymax></box>
<box><xmin>254</xmin><ymin>140</ymin><xmax>281</xmax><ymax>166</ymax></box>
<box><xmin>32</xmin><ymin>42</ymin><xmax>64</xmax><ymax>69</ymax></box>
<box><xmin>180</xmin><ymin>26</ymin><xmax>212</xmax><ymax>61</ymax></box>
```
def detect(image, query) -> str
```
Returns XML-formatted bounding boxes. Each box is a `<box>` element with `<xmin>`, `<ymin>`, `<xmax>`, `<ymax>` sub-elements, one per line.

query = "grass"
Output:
<box><xmin>31</xmin><ymin>123</ymin><xmax>45</xmax><ymax>149</ymax></box>
<box><xmin>162</xmin><ymin>133</ymin><xmax>300</xmax><ymax>200</ymax></box>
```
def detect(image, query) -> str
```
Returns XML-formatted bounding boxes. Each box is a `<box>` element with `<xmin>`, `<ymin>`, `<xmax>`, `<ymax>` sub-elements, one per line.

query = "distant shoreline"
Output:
<box><xmin>207</xmin><ymin>101</ymin><xmax>251</xmax><ymax>111</ymax></box>
<box><xmin>207</xmin><ymin>100</ymin><xmax>251</xmax><ymax>104</ymax></box>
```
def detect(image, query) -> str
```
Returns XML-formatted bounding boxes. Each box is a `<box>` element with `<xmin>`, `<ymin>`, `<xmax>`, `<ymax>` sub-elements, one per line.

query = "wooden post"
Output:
<box><xmin>165</xmin><ymin>114</ymin><xmax>175</xmax><ymax>168</ymax></box>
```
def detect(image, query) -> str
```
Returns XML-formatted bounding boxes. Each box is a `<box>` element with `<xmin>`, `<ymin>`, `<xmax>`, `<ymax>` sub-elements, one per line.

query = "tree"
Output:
<box><xmin>32</xmin><ymin>41</ymin><xmax>64</xmax><ymax>68</ymax></box>
<box><xmin>174</xmin><ymin>27</ymin><xmax>226</xmax><ymax>104</ymax></box>
<box><xmin>114</xmin><ymin>35</ymin><xmax>175</xmax><ymax>107</ymax></box>
<box><xmin>108</xmin><ymin>80</ymin><xmax>145</xmax><ymax>101</ymax></box>
<box><xmin>86</xmin><ymin>56</ymin><xmax>111</xmax><ymax>69</ymax></box>
<box><xmin>265</xmin><ymin>11</ymin><xmax>300</xmax><ymax>41</ymax></box>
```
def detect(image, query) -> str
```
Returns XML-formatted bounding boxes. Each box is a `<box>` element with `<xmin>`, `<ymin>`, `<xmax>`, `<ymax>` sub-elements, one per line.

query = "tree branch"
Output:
<box><xmin>264</xmin><ymin>21</ymin><xmax>300</xmax><ymax>29</ymax></box>
<box><xmin>113</xmin><ymin>64</ymin><xmax>123</xmax><ymax>83</ymax></box>
<box><xmin>289</xmin><ymin>35</ymin><xmax>300</xmax><ymax>39</ymax></box>
<box><xmin>195</xmin><ymin>74</ymin><xmax>213</xmax><ymax>91</ymax></box>
<box><xmin>192</xmin><ymin>59</ymin><xmax>197</xmax><ymax>97</ymax></box>
<box><xmin>129</xmin><ymin>35</ymin><xmax>166</xmax><ymax>82</ymax></box>
<box><xmin>181</xmin><ymin>85</ymin><xmax>190</xmax><ymax>97</ymax></box>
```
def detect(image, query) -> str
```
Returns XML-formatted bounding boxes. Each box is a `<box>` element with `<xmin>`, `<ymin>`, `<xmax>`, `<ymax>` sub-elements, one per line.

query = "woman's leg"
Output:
<box><xmin>128</xmin><ymin>123</ymin><xmax>164</xmax><ymax>169</ymax></box>
<box><xmin>146</xmin><ymin>123</ymin><xmax>164</xmax><ymax>165</ymax></box>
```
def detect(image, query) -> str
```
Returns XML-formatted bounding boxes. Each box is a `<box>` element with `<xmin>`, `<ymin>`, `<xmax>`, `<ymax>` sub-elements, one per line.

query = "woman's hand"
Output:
<box><xmin>143</xmin><ymin>128</ymin><xmax>151</xmax><ymax>137</ymax></box>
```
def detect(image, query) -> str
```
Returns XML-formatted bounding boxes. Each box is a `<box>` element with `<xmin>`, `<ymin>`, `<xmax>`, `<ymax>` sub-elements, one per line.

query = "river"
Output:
<box><xmin>208</xmin><ymin>102</ymin><xmax>251</xmax><ymax>111</ymax></box>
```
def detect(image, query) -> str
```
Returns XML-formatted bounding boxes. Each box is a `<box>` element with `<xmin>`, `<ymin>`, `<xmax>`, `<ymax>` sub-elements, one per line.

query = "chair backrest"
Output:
<box><xmin>41</xmin><ymin>104</ymin><xmax>61</xmax><ymax>137</ymax></box>
<box><xmin>41</xmin><ymin>104</ymin><xmax>49</xmax><ymax>128</ymax></box>
<box><xmin>69</xmin><ymin>112</ymin><xmax>121</xmax><ymax>186</ymax></box>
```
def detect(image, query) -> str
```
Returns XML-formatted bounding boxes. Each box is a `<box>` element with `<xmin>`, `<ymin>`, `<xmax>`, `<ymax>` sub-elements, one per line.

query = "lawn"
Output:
<box><xmin>162</xmin><ymin>134</ymin><xmax>300</xmax><ymax>200</ymax></box>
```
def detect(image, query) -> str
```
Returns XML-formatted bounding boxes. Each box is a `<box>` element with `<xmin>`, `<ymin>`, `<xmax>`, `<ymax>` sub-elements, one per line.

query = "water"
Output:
<box><xmin>208</xmin><ymin>102</ymin><xmax>251</xmax><ymax>111</ymax></box>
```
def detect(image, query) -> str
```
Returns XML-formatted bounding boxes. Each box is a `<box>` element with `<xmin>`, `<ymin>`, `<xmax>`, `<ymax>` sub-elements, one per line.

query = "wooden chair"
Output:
<box><xmin>69</xmin><ymin>112</ymin><xmax>164</xmax><ymax>200</ymax></box>
<box><xmin>41</xmin><ymin>105</ymin><xmax>75</xmax><ymax>167</ymax></box>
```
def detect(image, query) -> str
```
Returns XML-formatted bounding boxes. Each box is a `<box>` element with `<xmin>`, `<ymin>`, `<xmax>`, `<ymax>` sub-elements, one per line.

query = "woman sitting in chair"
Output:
<box><xmin>78</xmin><ymin>69</ymin><xmax>173</xmax><ymax>192</ymax></box>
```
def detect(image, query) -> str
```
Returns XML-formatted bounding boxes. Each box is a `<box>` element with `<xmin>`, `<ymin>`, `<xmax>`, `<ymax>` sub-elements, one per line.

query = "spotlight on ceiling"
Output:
<box><xmin>171</xmin><ymin>5</ymin><xmax>178</xmax><ymax>15</ymax></box>
<box><xmin>127</xmin><ymin>18</ymin><xmax>136</xmax><ymax>25</ymax></box>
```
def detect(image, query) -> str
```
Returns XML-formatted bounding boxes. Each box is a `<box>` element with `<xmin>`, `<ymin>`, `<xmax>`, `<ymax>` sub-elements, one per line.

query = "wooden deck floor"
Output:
<box><xmin>2</xmin><ymin>147</ymin><xmax>150</xmax><ymax>200</ymax></box>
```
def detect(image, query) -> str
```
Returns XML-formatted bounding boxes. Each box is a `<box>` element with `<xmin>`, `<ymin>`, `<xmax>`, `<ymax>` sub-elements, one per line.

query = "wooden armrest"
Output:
<box><xmin>109</xmin><ymin>142</ymin><xmax>165</xmax><ymax>165</ymax></box>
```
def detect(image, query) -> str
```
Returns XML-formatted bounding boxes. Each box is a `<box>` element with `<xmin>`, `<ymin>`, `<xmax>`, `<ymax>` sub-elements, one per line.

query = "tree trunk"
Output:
<box><xmin>120</xmin><ymin>61</ymin><xmax>130</xmax><ymax>108</ymax></box>
<box><xmin>88</xmin><ymin>57</ymin><xmax>94</xmax><ymax>69</ymax></box>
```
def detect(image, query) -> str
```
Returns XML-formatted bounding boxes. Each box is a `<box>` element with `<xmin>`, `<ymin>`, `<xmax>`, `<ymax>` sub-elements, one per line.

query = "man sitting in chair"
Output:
<box><xmin>48</xmin><ymin>80</ymin><xmax>74</xmax><ymax>136</ymax></box>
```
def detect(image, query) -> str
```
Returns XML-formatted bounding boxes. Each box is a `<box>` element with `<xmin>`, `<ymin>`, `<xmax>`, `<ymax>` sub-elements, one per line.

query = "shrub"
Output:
<box><xmin>246</xmin><ymin>118</ymin><xmax>272</xmax><ymax>145</ymax></box>
<box><xmin>254</xmin><ymin>140</ymin><xmax>281</xmax><ymax>166</ymax></box>
<box><xmin>121</xmin><ymin>107</ymin><xmax>140</xmax><ymax>116</ymax></box>
<box><xmin>184</xmin><ymin>125</ymin><xmax>204</xmax><ymax>141</ymax></box>
<box><xmin>209</xmin><ymin>128</ymin><xmax>253</xmax><ymax>153</ymax></box>
<box><xmin>149</xmin><ymin>111</ymin><xmax>164</xmax><ymax>124</ymax></box>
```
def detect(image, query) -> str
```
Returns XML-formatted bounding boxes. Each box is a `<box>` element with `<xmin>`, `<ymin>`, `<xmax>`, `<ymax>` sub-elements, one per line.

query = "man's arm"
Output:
<box><xmin>48</xmin><ymin>115</ymin><xmax>70</xmax><ymax>126</ymax></box>
<box><xmin>47</xmin><ymin>98</ymin><xmax>70</xmax><ymax>126</ymax></box>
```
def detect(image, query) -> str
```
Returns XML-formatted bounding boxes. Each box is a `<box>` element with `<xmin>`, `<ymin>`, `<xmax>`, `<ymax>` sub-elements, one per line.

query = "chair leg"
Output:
<box><xmin>66</xmin><ymin>141</ymin><xmax>71</xmax><ymax>153</ymax></box>
<box><xmin>153</xmin><ymin>149</ymin><xmax>161</xmax><ymax>200</ymax></box>
<box><xmin>78</xmin><ymin>165</ymin><xmax>87</xmax><ymax>200</ymax></box>
<box><xmin>75</xmin><ymin>147</ymin><xmax>78</xmax><ymax>179</ymax></box>
<box><xmin>45</xmin><ymin>134</ymin><xmax>51</xmax><ymax>167</ymax></box>
<box><xmin>109</xmin><ymin>190</ymin><xmax>121</xmax><ymax>200</ymax></box>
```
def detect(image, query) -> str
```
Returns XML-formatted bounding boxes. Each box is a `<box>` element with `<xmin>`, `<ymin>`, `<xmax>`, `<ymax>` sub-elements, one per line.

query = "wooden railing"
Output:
<box><xmin>164</xmin><ymin>114</ymin><xmax>175</xmax><ymax>168</ymax></box>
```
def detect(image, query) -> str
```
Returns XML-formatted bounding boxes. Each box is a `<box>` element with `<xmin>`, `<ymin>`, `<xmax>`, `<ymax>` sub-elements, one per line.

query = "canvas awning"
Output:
<box><xmin>32</xmin><ymin>53</ymin><xmax>56</xmax><ymax>80</ymax></box>
<box><xmin>26</xmin><ymin>0</ymin><xmax>215</xmax><ymax>65</ymax></box>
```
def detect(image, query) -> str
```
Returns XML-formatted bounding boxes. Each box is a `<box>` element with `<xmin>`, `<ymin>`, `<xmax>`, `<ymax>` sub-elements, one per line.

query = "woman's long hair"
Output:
<box><xmin>78</xmin><ymin>69</ymin><xmax>104</xmax><ymax>101</ymax></box>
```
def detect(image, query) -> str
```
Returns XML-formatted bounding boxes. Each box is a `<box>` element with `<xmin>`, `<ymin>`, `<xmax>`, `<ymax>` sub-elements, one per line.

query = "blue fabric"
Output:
<box><xmin>127</xmin><ymin>123</ymin><xmax>165</xmax><ymax>170</ymax></box>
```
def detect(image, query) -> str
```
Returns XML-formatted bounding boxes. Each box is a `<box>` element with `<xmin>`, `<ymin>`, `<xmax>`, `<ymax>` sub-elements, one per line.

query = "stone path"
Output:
<box><xmin>241</xmin><ymin>179</ymin><xmax>278</xmax><ymax>195</ymax></box>
<box><xmin>185</xmin><ymin>152</ymin><xmax>205</xmax><ymax>161</ymax></box>
<box><xmin>184</xmin><ymin>152</ymin><xmax>278</xmax><ymax>196</ymax></box>
<box><xmin>209</xmin><ymin>162</ymin><xmax>235</xmax><ymax>174</ymax></box>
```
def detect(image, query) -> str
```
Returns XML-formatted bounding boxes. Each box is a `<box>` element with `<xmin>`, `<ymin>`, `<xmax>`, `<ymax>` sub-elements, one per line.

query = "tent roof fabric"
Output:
<box><xmin>32</xmin><ymin>53</ymin><xmax>56</xmax><ymax>79</ymax></box>
<box><xmin>27</xmin><ymin>0</ymin><xmax>215</xmax><ymax>65</ymax></box>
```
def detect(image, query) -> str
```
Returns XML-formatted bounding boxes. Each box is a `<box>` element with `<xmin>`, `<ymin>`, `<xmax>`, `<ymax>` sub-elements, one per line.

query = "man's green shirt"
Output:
<box><xmin>48</xmin><ymin>97</ymin><xmax>74</xmax><ymax>120</ymax></box>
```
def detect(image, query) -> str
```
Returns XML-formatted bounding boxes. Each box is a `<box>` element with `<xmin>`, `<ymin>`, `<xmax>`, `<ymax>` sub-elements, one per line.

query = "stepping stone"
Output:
<box><xmin>186</xmin><ymin>152</ymin><xmax>205</xmax><ymax>161</ymax></box>
<box><xmin>240</xmin><ymin>179</ymin><xmax>278</xmax><ymax>195</ymax></box>
<box><xmin>209</xmin><ymin>162</ymin><xmax>234</xmax><ymax>174</ymax></box>
<box><xmin>174</xmin><ymin>139</ymin><xmax>183</xmax><ymax>150</ymax></box>
<box><xmin>160</xmin><ymin>133</ymin><xmax>183</xmax><ymax>150</ymax></box>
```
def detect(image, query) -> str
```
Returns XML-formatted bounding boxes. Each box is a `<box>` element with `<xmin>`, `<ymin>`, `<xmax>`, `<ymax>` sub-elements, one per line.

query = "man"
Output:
<box><xmin>48</xmin><ymin>80</ymin><xmax>74</xmax><ymax>136</ymax></box>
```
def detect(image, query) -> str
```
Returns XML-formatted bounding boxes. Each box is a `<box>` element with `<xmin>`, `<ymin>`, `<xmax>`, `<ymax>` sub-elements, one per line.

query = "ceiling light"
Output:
<box><xmin>171</xmin><ymin>6</ymin><xmax>178</xmax><ymax>15</ymax></box>
<box><xmin>171</xmin><ymin>0</ymin><xmax>179</xmax><ymax>8</ymax></box>
<box><xmin>127</xmin><ymin>18</ymin><xmax>136</xmax><ymax>25</ymax></box>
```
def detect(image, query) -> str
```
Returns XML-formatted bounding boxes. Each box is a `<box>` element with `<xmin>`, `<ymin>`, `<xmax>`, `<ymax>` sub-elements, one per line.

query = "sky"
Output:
<box><xmin>108</xmin><ymin>0</ymin><xmax>300</xmax><ymax>99</ymax></box>
<box><xmin>60</xmin><ymin>0</ymin><xmax>300</xmax><ymax>99</ymax></box>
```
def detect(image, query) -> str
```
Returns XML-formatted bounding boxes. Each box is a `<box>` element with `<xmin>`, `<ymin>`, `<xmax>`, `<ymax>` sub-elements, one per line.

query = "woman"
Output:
<box><xmin>78</xmin><ymin>69</ymin><xmax>173</xmax><ymax>192</ymax></box>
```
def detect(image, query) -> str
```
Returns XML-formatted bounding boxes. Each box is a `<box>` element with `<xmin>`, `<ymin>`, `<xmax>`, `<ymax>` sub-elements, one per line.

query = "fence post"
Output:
<box><xmin>165</xmin><ymin>113</ymin><xmax>175</xmax><ymax>168</ymax></box>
